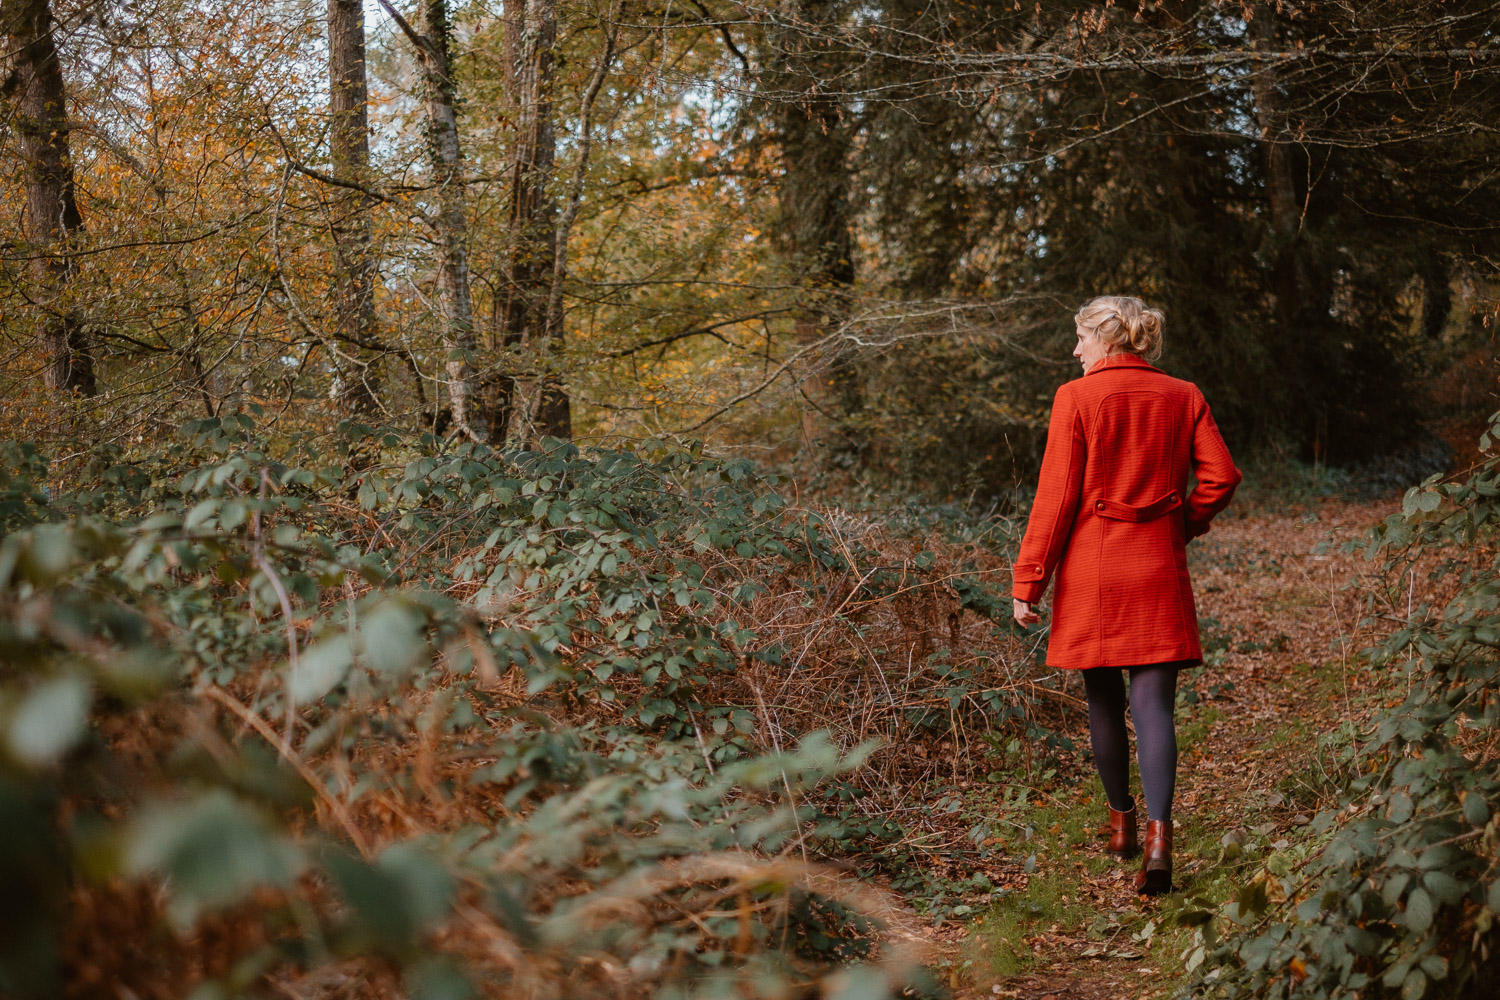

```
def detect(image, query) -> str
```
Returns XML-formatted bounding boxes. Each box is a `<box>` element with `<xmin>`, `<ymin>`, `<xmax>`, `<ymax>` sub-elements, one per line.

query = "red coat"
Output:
<box><xmin>1011</xmin><ymin>353</ymin><xmax>1241</xmax><ymax>669</ymax></box>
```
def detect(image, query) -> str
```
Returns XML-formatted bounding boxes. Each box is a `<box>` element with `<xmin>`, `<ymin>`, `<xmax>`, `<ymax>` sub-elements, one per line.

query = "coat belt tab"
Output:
<box><xmin>1092</xmin><ymin>491</ymin><xmax>1182</xmax><ymax>523</ymax></box>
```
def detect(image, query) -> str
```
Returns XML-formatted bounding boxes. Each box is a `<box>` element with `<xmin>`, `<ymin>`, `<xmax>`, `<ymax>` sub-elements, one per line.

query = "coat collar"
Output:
<box><xmin>1085</xmin><ymin>352</ymin><xmax>1160</xmax><ymax>377</ymax></box>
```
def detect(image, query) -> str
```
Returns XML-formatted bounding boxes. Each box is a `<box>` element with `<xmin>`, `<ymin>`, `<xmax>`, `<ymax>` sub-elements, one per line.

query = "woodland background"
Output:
<box><xmin>4</xmin><ymin>1</ymin><xmax>1500</xmax><ymax>999</ymax></box>
<box><xmin>8</xmin><ymin>0</ymin><xmax>1499</xmax><ymax>482</ymax></box>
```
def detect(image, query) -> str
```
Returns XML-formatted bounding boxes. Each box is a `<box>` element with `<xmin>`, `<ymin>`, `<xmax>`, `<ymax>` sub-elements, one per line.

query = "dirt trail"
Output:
<box><xmin>928</xmin><ymin>494</ymin><xmax>1401</xmax><ymax>1000</ymax></box>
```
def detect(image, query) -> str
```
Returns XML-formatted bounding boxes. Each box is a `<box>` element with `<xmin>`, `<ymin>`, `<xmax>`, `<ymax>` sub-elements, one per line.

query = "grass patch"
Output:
<box><xmin>1177</xmin><ymin>704</ymin><xmax>1222</xmax><ymax>755</ymax></box>
<box><xmin>1261</xmin><ymin>717</ymin><xmax>1313</xmax><ymax>752</ymax></box>
<box><xmin>1020</xmin><ymin>797</ymin><xmax>1116</xmax><ymax>874</ymax></box>
<box><xmin>966</xmin><ymin>870</ymin><xmax>1101</xmax><ymax>977</ymax></box>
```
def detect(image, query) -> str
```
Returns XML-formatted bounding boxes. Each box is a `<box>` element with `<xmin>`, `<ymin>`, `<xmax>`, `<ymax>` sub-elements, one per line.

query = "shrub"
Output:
<box><xmin>1186</xmin><ymin>415</ymin><xmax>1500</xmax><ymax>999</ymax></box>
<box><xmin>0</xmin><ymin>416</ymin><xmax>952</xmax><ymax>999</ymax></box>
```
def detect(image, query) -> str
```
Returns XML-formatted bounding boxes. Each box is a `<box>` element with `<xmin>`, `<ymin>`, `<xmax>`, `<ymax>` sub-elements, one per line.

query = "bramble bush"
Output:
<box><xmin>3</xmin><ymin>414</ymin><xmax>1005</xmax><ymax>999</ymax></box>
<box><xmin>1183</xmin><ymin>415</ymin><xmax>1500</xmax><ymax>999</ymax></box>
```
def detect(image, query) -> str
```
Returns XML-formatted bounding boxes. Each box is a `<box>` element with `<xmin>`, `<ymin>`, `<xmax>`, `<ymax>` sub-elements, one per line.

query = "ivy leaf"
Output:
<box><xmin>377</xmin><ymin>842</ymin><xmax>455</xmax><ymax>933</ymax></box>
<box><xmin>17</xmin><ymin>524</ymin><xmax>74</xmax><ymax>585</ymax></box>
<box><xmin>1239</xmin><ymin>933</ymin><xmax>1275</xmax><ymax>971</ymax></box>
<box><xmin>1419</xmin><ymin>954</ymin><xmax>1449</xmax><ymax>980</ymax></box>
<box><xmin>1384</xmin><ymin>960</ymin><xmax>1413</xmax><ymax>990</ymax></box>
<box><xmin>220</xmin><ymin>499</ymin><xmax>247</xmax><ymax>530</ymax></box>
<box><xmin>360</xmin><ymin>600</ymin><xmax>427</xmax><ymax>676</ymax></box>
<box><xmin>1383</xmin><ymin>872</ymin><xmax>1412</xmax><ymax>907</ymax></box>
<box><xmin>1236</xmin><ymin>880</ymin><xmax>1270</xmax><ymax>920</ymax></box>
<box><xmin>184</xmin><ymin>499</ymin><xmax>219</xmax><ymax>531</ymax></box>
<box><xmin>405</xmin><ymin>957</ymin><xmax>474</xmax><ymax>1000</ymax></box>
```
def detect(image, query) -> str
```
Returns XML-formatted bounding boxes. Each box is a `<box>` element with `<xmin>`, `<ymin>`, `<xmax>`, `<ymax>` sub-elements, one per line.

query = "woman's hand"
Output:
<box><xmin>1013</xmin><ymin>599</ymin><xmax>1041</xmax><ymax>627</ymax></box>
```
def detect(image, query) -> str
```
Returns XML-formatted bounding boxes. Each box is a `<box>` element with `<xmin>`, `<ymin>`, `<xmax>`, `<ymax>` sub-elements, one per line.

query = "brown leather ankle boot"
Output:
<box><xmin>1135</xmin><ymin>819</ymin><xmax>1172</xmax><ymax>895</ymax></box>
<box><xmin>1105</xmin><ymin>805</ymin><xmax>1138</xmax><ymax>858</ymax></box>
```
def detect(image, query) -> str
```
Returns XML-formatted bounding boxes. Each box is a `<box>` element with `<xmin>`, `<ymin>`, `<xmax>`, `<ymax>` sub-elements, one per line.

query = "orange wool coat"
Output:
<box><xmin>1011</xmin><ymin>353</ymin><xmax>1242</xmax><ymax>669</ymax></box>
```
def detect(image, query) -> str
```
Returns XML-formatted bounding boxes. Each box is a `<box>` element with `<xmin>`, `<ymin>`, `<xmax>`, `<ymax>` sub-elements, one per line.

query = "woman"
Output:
<box><xmin>1010</xmin><ymin>295</ymin><xmax>1240</xmax><ymax>895</ymax></box>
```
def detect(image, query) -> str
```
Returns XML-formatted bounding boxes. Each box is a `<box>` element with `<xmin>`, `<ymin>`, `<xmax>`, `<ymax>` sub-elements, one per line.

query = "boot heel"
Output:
<box><xmin>1135</xmin><ymin>819</ymin><xmax>1173</xmax><ymax>895</ymax></box>
<box><xmin>1139</xmin><ymin>859</ymin><xmax>1171</xmax><ymax>894</ymax></box>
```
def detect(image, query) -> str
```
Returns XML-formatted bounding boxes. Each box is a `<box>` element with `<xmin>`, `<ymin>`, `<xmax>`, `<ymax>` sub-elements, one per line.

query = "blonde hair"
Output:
<box><xmin>1075</xmin><ymin>295</ymin><xmax>1165</xmax><ymax>362</ymax></box>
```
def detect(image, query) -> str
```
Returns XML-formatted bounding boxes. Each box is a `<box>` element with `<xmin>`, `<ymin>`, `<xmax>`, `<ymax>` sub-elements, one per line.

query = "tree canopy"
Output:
<box><xmin>0</xmin><ymin>0</ymin><xmax>1495</xmax><ymax>486</ymax></box>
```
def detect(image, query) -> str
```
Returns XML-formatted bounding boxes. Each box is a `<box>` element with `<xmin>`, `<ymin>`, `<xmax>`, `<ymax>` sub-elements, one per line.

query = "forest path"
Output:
<box><xmin>923</xmin><ymin>493</ymin><xmax>1401</xmax><ymax>1000</ymax></box>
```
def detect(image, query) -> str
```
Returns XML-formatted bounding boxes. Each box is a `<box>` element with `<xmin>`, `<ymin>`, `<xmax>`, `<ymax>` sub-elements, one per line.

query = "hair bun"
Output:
<box><xmin>1075</xmin><ymin>295</ymin><xmax>1165</xmax><ymax>362</ymax></box>
<box><xmin>1132</xmin><ymin>310</ymin><xmax>1163</xmax><ymax>349</ymax></box>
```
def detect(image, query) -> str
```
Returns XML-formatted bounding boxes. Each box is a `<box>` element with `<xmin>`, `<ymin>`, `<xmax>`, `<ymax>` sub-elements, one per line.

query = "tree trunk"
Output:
<box><xmin>781</xmin><ymin>101</ymin><xmax>858</xmax><ymax>461</ymax></box>
<box><xmin>1419</xmin><ymin>254</ymin><xmax>1452</xmax><ymax>341</ymax></box>
<box><xmin>492</xmin><ymin>0</ymin><xmax>565</xmax><ymax>445</ymax></box>
<box><xmin>533</xmin><ymin>3</ymin><xmax>619</xmax><ymax>445</ymax></box>
<box><xmin>414</xmin><ymin>0</ymin><xmax>481</xmax><ymax>440</ymax></box>
<box><xmin>328</xmin><ymin>0</ymin><xmax>381</xmax><ymax>415</ymax></box>
<box><xmin>1251</xmin><ymin>3</ymin><xmax>1341</xmax><ymax>458</ymax></box>
<box><xmin>770</xmin><ymin>1</ymin><xmax>861</xmax><ymax>466</ymax></box>
<box><xmin>1250</xmin><ymin>5</ymin><xmax>1302</xmax><ymax>335</ymax></box>
<box><xmin>3</xmin><ymin>0</ymin><xmax>95</xmax><ymax>396</ymax></box>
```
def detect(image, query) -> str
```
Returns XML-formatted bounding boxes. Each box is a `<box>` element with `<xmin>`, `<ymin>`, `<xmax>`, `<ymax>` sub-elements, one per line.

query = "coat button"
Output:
<box><xmin>1095</xmin><ymin>501</ymin><xmax>1105</xmax><ymax>511</ymax></box>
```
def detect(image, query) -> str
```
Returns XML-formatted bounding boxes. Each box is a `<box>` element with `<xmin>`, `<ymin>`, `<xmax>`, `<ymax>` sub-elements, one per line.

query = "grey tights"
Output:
<box><xmin>1081</xmin><ymin>664</ymin><xmax>1180</xmax><ymax>820</ymax></box>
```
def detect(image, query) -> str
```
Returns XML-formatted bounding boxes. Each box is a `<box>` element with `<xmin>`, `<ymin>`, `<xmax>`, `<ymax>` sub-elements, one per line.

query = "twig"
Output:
<box><xmin>203</xmin><ymin>686</ymin><xmax>373</xmax><ymax>857</ymax></box>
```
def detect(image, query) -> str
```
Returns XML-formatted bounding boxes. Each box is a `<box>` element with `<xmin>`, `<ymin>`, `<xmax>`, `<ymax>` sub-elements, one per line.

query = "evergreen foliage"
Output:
<box><xmin>750</xmin><ymin>0</ymin><xmax>1500</xmax><ymax>486</ymax></box>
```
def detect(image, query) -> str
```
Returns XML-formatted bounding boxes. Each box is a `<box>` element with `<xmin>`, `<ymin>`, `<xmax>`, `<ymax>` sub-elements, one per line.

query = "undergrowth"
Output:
<box><xmin>1180</xmin><ymin>414</ymin><xmax>1500</xmax><ymax>999</ymax></box>
<box><xmin>0</xmin><ymin>416</ymin><xmax>1058</xmax><ymax>999</ymax></box>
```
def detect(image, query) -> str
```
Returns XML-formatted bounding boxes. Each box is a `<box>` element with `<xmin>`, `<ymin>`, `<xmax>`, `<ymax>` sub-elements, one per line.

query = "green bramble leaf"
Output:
<box><xmin>289</xmin><ymin>637</ymin><xmax>353</xmax><ymax>703</ymax></box>
<box><xmin>4</xmin><ymin>674</ymin><xmax>90</xmax><ymax>768</ymax></box>
<box><xmin>1404</xmin><ymin>888</ymin><xmax>1434</xmax><ymax>933</ymax></box>
<box><xmin>124</xmin><ymin>791</ymin><xmax>304</xmax><ymax>929</ymax></box>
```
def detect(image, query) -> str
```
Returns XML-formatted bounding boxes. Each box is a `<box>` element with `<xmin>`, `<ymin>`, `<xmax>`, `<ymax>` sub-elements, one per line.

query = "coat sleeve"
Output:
<box><xmin>1012</xmin><ymin>384</ymin><xmax>1086</xmax><ymax>604</ymax></box>
<box><xmin>1184</xmin><ymin>388</ymin><xmax>1242</xmax><ymax>539</ymax></box>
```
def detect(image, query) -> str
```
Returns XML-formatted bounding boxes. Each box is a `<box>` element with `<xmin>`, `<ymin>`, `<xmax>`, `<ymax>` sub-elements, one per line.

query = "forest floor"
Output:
<box><xmin>894</xmin><ymin>491</ymin><xmax>1406</xmax><ymax>1000</ymax></box>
